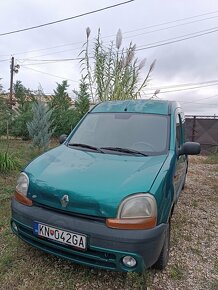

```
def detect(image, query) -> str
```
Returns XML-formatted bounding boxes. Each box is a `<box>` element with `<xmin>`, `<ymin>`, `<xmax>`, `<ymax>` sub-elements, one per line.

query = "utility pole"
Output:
<box><xmin>9</xmin><ymin>56</ymin><xmax>20</xmax><ymax>109</ymax></box>
<box><xmin>9</xmin><ymin>56</ymin><xmax>14</xmax><ymax>109</ymax></box>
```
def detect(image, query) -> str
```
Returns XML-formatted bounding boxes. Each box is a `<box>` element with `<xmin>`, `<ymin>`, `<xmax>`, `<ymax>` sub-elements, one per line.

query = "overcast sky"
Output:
<box><xmin>1</xmin><ymin>0</ymin><xmax>218</xmax><ymax>115</ymax></box>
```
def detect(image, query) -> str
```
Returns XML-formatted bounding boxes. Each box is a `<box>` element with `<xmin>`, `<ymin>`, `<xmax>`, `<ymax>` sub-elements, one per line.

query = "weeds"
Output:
<box><xmin>169</xmin><ymin>264</ymin><xmax>184</xmax><ymax>280</ymax></box>
<box><xmin>204</xmin><ymin>153</ymin><xmax>218</xmax><ymax>164</ymax></box>
<box><xmin>0</xmin><ymin>151</ymin><xmax>20</xmax><ymax>173</ymax></box>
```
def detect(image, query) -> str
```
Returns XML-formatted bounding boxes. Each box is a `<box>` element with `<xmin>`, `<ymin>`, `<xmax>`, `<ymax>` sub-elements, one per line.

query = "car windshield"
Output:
<box><xmin>68</xmin><ymin>113</ymin><xmax>169</xmax><ymax>155</ymax></box>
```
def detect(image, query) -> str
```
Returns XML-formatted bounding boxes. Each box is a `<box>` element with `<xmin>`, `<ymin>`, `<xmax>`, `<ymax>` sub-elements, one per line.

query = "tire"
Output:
<box><xmin>182</xmin><ymin>173</ymin><xmax>187</xmax><ymax>190</ymax></box>
<box><xmin>153</xmin><ymin>221</ymin><xmax>170</xmax><ymax>270</ymax></box>
<box><xmin>182</xmin><ymin>159</ymin><xmax>188</xmax><ymax>190</ymax></box>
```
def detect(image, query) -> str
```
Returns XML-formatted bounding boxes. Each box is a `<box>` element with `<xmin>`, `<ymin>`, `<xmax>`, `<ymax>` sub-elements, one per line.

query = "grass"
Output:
<box><xmin>204</xmin><ymin>153</ymin><xmax>218</xmax><ymax>164</ymax></box>
<box><xmin>0</xmin><ymin>139</ymin><xmax>130</xmax><ymax>290</ymax></box>
<box><xmin>168</xmin><ymin>264</ymin><xmax>185</xmax><ymax>280</ymax></box>
<box><xmin>215</xmin><ymin>259</ymin><xmax>218</xmax><ymax>272</ymax></box>
<box><xmin>191</xmin><ymin>200</ymin><xmax>198</xmax><ymax>208</ymax></box>
<box><xmin>191</xmin><ymin>247</ymin><xmax>202</xmax><ymax>257</ymax></box>
<box><xmin>0</xmin><ymin>140</ymin><xmax>217</xmax><ymax>290</ymax></box>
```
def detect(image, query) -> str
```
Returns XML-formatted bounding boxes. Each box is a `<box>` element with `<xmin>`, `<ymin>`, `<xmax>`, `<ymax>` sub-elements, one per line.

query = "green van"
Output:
<box><xmin>11</xmin><ymin>100</ymin><xmax>200</xmax><ymax>272</ymax></box>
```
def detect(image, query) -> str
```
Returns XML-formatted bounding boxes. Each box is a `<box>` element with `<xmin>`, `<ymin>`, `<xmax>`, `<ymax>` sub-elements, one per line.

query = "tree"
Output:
<box><xmin>0</xmin><ymin>82</ymin><xmax>13</xmax><ymax>136</ymax></box>
<box><xmin>73</xmin><ymin>77</ymin><xmax>90</xmax><ymax>125</ymax></box>
<box><xmin>0</xmin><ymin>80</ymin><xmax>3</xmax><ymax>93</ymax></box>
<box><xmin>0</xmin><ymin>81</ymin><xmax>20</xmax><ymax>172</ymax></box>
<box><xmin>80</xmin><ymin>28</ymin><xmax>155</xmax><ymax>102</ymax></box>
<box><xmin>50</xmin><ymin>80</ymin><xmax>75</xmax><ymax>136</ymax></box>
<box><xmin>0</xmin><ymin>95</ymin><xmax>11</xmax><ymax>136</ymax></box>
<box><xmin>11</xmin><ymin>80</ymin><xmax>35</xmax><ymax>139</ymax></box>
<box><xmin>27</xmin><ymin>100</ymin><xmax>53</xmax><ymax>151</ymax></box>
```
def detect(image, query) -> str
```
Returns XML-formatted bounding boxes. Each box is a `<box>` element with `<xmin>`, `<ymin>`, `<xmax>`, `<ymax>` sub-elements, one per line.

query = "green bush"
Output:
<box><xmin>11</xmin><ymin>81</ymin><xmax>35</xmax><ymax>139</ymax></box>
<box><xmin>27</xmin><ymin>100</ymin><xmax>54</xmax><ymax>151</ymax></box>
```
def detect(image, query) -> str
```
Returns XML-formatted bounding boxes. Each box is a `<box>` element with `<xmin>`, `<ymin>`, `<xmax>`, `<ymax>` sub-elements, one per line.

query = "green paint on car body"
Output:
<box><xmin>11</xmin><ymin>99</ymin><xmax>201</xmax><ymax>272</ymax></box>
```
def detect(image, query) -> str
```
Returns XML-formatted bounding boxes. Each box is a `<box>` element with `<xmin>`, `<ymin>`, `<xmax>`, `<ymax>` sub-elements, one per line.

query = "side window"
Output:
<box><xmin>176</xmin><ymin>114</ymin><xmax>182</xmax><ymax>149</ymax></box>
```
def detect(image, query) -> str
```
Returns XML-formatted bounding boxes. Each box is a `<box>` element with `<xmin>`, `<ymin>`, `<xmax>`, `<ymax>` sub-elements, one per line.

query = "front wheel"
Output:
<box><xmin>182</xmin><ymin>159</ymin><xmax>188</xmax><ymax>190</ymax></box>
<box><xmin>153</xmin><ymin>221</ymin><xmax>170</xmax><ymax>270</ymax></box>
<box><xmin>182</xmin><ymin>173</ymin><xmax>187</xmax><ymax>190</ymax></box>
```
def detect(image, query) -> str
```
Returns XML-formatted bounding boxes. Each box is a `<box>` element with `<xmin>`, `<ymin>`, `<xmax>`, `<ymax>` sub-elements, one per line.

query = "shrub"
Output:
<box><xmin>11</xmin><ymin>81</ymin><xmax>35</xmax><ymax>139</ymax></box>
<box><xmin>72</xmin><ymin>77</ymin><xmax>90</xmax><ymax>126</ymax></box>
<box><xmin>49</xmin><ymin>81</ymin><xmax>75</xmax><ymax>136</ymax></box>
<box><xmin>27</xmin><ymin>100</ymin><xmax>53</xmax><ymax>151</ymax></box>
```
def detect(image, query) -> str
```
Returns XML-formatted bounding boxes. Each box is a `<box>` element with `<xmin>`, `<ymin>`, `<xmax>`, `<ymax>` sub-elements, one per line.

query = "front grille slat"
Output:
<box><xmin>16</xmin><ymin>222</ymin><xmax>117</xmax><ymax>270</ymax></box>
<box><xmin>33</xmin><ymin>201</ymin><xmax>106</xmax><ymax>223</ymax></box>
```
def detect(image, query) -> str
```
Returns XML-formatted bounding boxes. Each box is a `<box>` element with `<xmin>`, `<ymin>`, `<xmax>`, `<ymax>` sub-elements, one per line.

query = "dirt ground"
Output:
<box><xmin>0</xmin><ymin>155</ymin><xmax>217</xmax><ymax>290</ymax></box>
<box><xmin>144</xmin><ymin>156</ymin><xmax>218</xmax><ymax>290</ymax></box>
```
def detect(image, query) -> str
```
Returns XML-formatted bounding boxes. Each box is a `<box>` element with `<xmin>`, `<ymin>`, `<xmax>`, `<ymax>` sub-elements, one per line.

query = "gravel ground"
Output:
<box><xmin>143</xmin><ymin>156</ymin><xmax>218</xmax><ymax>290</ymax></box>
<box><xmin>1</xmin><ymin>156</ymin><xmax>217</xmax><ymax>290</ymax></box>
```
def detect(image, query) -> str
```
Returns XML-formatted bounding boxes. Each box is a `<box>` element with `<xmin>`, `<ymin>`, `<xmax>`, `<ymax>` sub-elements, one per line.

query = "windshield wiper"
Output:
<box><xmin>100</xmin><ymin>146</ymin><xmax>148</xmax><ymax>156</ymax></box>
<box><xmin>68</xmin><ymin>143</ymin><xmax>104</xmax><ymax>153</ymax></box>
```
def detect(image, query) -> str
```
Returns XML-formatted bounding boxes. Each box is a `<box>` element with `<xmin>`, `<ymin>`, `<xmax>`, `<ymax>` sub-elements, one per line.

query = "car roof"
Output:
<box><xmin>91</xmin><ymin>99</ymin><xmax>180</xmax><ymax>115</ymax></box>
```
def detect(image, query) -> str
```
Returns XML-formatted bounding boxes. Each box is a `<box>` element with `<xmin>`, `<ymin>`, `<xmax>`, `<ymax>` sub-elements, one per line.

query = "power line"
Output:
<box><xmin>145</xmin><ymin>79</ymin><xmax>218</xmax><ymax>91</ymax></box>
<box><xmin>1</xmin><ymin>8</ymin><xmax>218</xmax><ymax>58</ymax></box>
<box><xmin>175</xmin><ymin>94</ymin><xmax>218</xmax><ymax>103</ymax></box>
<box><xmin>19</xmin><ymin>60</ymin><xmax>78</xmax><ymax>66</ymax></box>
<box><xmin>0</xmin><ymin>58</ymin><xmax>10</xmax><ymax>62</ymax></box>
<box><xmin>11</xmin><ymin>64</ymin><xmax>218</xmax><ymax>106</ymax></box>
<box><xmin>23</xmin><ymin>64</ymin><xmax>218</xmax><ymax>95</ymax></box>
<box><xmin>153</xmin><ymin>94</ymin><xmax>218</xmax><ymax>105</ymax></box>
<box><xmin>19</xmin><ymin>57</ymin><xmax>82</xmax><ymax>63</ymax></box>
<box><xmin>0</xmin><ymin>0</ymin><xmax>134</xmax><ymax>37</ymax></box>
<box><xmin>136</xmin><ymin>25</ymin><xmax>218</xmax><ymax>48</ymax></box>
<box><xmin>135</xmin><ymin>26</ymin><xmax>218</xmax><ymax>52</ymax></box>
<box><xmin>0</xmin><ymin>41</ymin><xmax>84</xmax><ymax>58</ymax></box>
<box><xmin>17</xmin><ymin>24</ymin><xmax>218</xmax><ymax>63</ymax></box>
<box><xmin>20</xmin><ymin>61</ymin><xmax>218</xmax><ymax>94</ymax></box>
<box><xmin>116</xmin><ymin>9</ymin><xmax>218</xmax><ymax>36</ymax></box>
<box><xmin>182</xmin><ymin>102</ymin><xmax>218</xmax><ymax>105</ymax></box>
<box><xmin>18</xmin><ymin>47</ymin><xmax>82</xmax><ymax>60</ymax></box>
<box><xmin>19</xmin><ymin>17</ymin><xmax>218</xmax><ymax>60</ymax></box>
<box><xmin>119</xmin><ymin>14</ymin><xmax>218</xmax><ymax>41</ymax></box>
<box><xmin>22</xmin><ymin>66</ymin><xmax>79</xmax><ymax>83</ymax></box>
<box><xmin>145</xmin><ymin>83</ymin><xmax>218</xmax><ymax>95</ymax></box>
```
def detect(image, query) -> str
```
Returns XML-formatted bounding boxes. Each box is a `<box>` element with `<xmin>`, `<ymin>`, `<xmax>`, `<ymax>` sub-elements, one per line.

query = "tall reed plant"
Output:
<box><xmin>80</xmin><ymin>28</ymin><xmax>156</xmax><ymax>102</ymax></box>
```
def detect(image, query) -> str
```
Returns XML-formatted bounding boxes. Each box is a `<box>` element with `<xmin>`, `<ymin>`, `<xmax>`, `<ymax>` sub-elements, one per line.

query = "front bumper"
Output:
<box><xmin>11</xmin><ymin>198</ymin><xmax>167</xmax><ymax>272</ymax></box>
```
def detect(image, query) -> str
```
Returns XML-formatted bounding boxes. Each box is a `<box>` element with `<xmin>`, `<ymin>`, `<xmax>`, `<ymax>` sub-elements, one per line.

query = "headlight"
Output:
<box><xmin>106</xmin><ymin>193</ymin><xmax>157</xmax><ymax>230</ymax></box>
<box><xmin>16</xmin><ymin>172</ymin><xmax>29</xmax><ymax>196</ymax></box>
<box><xmin>118</xmin><ymin>193</ymin><xmax>157</xmax><ymax>219</ymax></box>
<box><xmin>15</xmin><ymin>172</ymin><xmax>32</xmax><ymax>206</ymax></box>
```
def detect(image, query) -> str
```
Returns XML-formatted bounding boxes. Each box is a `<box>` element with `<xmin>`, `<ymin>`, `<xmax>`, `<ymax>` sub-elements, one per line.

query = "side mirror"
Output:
<box><xmin>59</xmin><ymin>134</ymin><xmax>68</xmax><ymax>144</ymax></box>
<box><xmin>179</xmin><ymin>142</ymin><xmax>201</xmax><ymax>156</ymax></box>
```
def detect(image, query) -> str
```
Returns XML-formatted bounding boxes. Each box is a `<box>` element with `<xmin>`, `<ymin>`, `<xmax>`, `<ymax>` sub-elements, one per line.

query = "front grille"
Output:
<box><xmin>33</xmin><ymin>201</ymin><xmax>106</xmax><ymax>223</ymax></box>
<box><xmin>15</xmin><ymin>221</ymin><xmax>117</xmax><ymax>270</ymax></box>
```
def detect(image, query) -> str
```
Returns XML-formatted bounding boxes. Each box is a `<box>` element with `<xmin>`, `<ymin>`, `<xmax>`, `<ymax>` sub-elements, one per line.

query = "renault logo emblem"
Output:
<box><xmin>60</xmin><ymin>195</ymin><xmax>69</xmax><ymax>208</ymax></box>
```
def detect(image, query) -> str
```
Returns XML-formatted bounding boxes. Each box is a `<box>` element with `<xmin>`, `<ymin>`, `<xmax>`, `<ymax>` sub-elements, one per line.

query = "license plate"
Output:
<box><xmin>33</xmin><ymin>222</ymin><xmax>87</xmax><ymax>250</ymax></box>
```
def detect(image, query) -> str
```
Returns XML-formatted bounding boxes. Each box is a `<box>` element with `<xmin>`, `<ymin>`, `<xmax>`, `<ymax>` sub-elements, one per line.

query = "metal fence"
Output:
<box><xmin>185</xmin><ymin>115</ymin><xmax>218</xmax><ymax>154</ymax></box>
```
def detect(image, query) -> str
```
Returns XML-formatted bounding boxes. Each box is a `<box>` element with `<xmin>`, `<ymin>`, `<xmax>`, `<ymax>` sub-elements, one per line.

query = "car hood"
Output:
<box><xmin>25</xmin><ymin>145</ymin><xmax>167</xmax><ymax>218</ymax></box>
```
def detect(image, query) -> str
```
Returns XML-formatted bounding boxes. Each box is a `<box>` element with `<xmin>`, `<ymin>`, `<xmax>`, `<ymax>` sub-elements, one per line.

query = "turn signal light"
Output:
<box><xmin>106</xmin><ymin>216</ymin><xmax>156</xmax><ymax>230</ymax></box>
<box><xmin>15</xmin><ymin>191</ymin><xmax>33</xmax><ymax>206</ymax></box>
